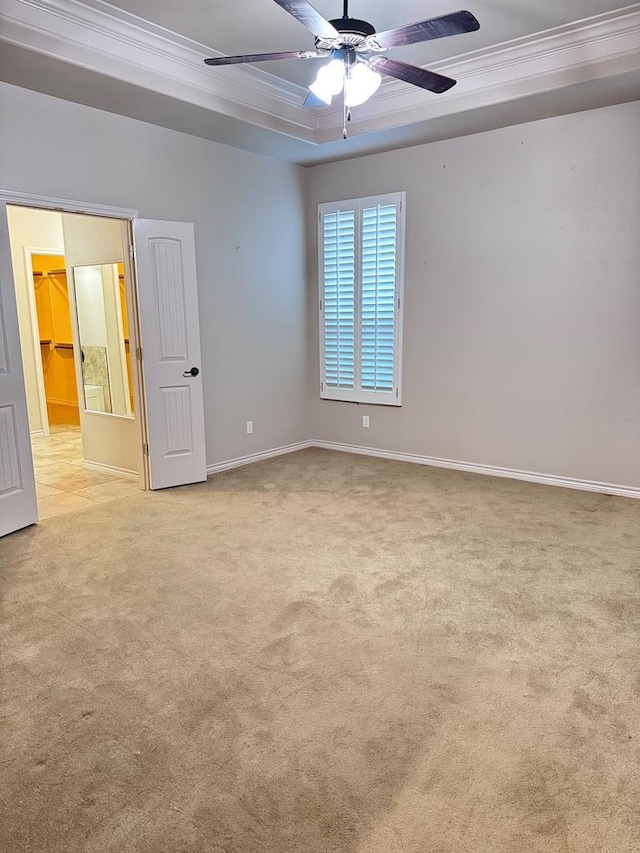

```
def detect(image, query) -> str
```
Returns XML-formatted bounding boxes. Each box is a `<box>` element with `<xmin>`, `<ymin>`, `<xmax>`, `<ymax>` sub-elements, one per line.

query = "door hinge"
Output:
<box><xmin>396</xmin><ymin>388</ymin><xmax>399</xmax><ymax>399</ymax></box>
<box><xmin>143</xmin><ymin>442</ymin><xmax>149</xmax><ymax>456</ymax></box>
<box><xmin>321</xmin><ymin>381</ymin><xmax>324</xmax><ymax>392</ymax></box>
<box><xmin>136</xmin><ymin>346</ymin><xmax>143</xmax><ymax>362</ymax></box>
<box><xmin>129</xmin><ymin>243</ymin><xmax>135</xmax><ymax>260</ymax></box>
<box><xmin>397</xmin><ymin>297</ymin><xmax>401</xmax><ymax>310</ymax></box>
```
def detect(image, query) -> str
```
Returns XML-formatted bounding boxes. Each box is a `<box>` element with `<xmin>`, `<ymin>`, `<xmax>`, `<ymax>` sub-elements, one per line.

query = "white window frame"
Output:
<box><xmin>318</xmin><ymin>191</ymin><xmax>405</xmax><ymax>406</ymax></box>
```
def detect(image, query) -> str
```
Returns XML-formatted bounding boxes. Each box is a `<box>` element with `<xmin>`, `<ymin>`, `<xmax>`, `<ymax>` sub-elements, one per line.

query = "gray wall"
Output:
<box><xmin>306</xmin><ymin>102</ymin><xmax>640</xmax><ymax>487</ymax></box>
<box><xmin>0</xmin><ymin>82</ymin><xmax>308</xmax><ymax>466</ymax></box>
<box><xmin>3</xmin><ymin>83</ymin><xmax>639</xmax><ymax>487</ymax></box>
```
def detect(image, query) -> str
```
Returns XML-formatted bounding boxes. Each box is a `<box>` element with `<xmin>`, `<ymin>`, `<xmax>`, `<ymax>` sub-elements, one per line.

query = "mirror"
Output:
<box><xmin>72</xmin><ymin>263</ymin><xmax>134</xmax><ymax>417</ymax></box>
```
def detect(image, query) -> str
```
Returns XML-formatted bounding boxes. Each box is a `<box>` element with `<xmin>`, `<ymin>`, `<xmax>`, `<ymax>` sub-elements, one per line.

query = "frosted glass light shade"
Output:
<box><xmin>344</xmin><ymin>63</ymin><xmax>381</xmax><ymax>107</ymax></box>
<box><xmin>309</xmin><ymin>59</ymin><xmax>345</xmax><ymax>105</ymax></box>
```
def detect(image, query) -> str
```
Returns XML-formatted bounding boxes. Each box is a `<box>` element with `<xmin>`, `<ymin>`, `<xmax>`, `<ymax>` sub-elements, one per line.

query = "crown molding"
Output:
<box><xmin>0</xmin><ymin>0</ymin><xmax>317</xmax><ymax>141</ymax></box>
<box><xmin>315</xmin><ymin>4</ymin><xmax>640</xmax><ymax>140</ymax></box>
<box><xmin>1</xmin><ymin>0</ymin><xmax>639</xmax><ymax>147</ymax></box>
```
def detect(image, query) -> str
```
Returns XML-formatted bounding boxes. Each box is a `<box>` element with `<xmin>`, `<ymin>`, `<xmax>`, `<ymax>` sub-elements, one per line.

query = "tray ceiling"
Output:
<box><xmin>100</xmin><ymin>0</ymin><xmax>635</xmax><ymax>87</ymax></box>
<box><xmin>1</xmin><ymin>0</ymin><xmax>639</xmax><ymax>164</ymax></box>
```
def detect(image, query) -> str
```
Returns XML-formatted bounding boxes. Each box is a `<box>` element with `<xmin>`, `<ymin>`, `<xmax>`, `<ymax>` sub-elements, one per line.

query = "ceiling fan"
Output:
<box><xmin>204</xmin><ymin>0</ymin><xmax>480</xmax><ymax>137</ymax></box>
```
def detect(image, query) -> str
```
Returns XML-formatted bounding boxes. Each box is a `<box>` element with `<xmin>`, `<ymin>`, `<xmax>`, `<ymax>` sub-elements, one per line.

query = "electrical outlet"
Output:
<box><xmin>246</xmin><ymin>420</ymin><xmax>253</xmax><ymax>435</ymax></box>
<box><xmin>362</xmin><ymin>415</ymin><xmax>370</xmax><ymax>428</ymax></box>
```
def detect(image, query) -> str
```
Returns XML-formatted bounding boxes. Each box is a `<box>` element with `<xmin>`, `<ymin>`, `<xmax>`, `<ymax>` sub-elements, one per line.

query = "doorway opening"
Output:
<box><xmin>31</xmin><ymin>252</ymin><xmax>80</xmax><ymax>430</ymax></box>
<box><xmin>7</xmin><ymin>204</ymin><xmax>147</xmax><ymax>520</ymax></box>
<box><xmin>1</xmin><ymin>193</ymin><xmax>206</xmax><ymax>537</ymax></box>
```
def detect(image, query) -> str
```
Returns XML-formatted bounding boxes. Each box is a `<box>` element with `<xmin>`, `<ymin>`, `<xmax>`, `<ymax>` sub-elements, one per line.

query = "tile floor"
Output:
<box><xmin>31</xmin><ymin>425</ymin><xmax>142</xmax><ymax>520</ymax></box>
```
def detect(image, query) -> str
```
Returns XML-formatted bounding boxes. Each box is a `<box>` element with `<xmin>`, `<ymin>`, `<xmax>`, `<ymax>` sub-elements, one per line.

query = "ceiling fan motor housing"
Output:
<box><xmin>330</xmin><ymin>17</ymin><xmax>375</xmax><ymax>36</ymax></box>
<box><xmin>316</xmin><ymin>16</ymin><xmax>376</xmax><ymax>48</ymax></box>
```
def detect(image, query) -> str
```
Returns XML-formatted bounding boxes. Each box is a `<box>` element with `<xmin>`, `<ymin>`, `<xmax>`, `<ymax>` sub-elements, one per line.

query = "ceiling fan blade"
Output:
<box><xmin>205</xmin><ymin>50</ymin><xmax>322</xmax><ymax>66</ymax></box>
<box><xmin>303</xmin><ymin>91</ymin><xmax>327</xmax><ymax>107</ymax></box>
<box><xmin>370</xmin><ymin>57</ymin><xmax>457</xmax><ymax>94</ymax></box>
<box><xmin>273</xmin><ymin>0</ymin><xmax>340</xmax><ymax>40</ymax></box>
<box><xmin>367</xmin><ymin>10</ymin><xmax>479</xmax><ymax>49</ymax></box>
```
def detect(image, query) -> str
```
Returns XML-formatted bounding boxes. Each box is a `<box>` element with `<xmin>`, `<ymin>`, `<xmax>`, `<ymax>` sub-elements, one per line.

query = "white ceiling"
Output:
<box><xmin>1</xmin><ymin>0</ymin><xmax>639</xmax><ymax>164</ymax></box>
<box><xmin>102</xmin><ymin>0</ymin><xmax>631</xmax><ymax>87</ymax></box>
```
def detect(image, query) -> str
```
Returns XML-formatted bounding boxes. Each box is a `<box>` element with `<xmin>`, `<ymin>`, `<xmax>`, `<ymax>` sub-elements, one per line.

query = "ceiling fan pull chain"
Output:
<box><xmin>343</xmin><ymin>89</ymin><xmax>348</xmax><ymax>139</ymax></box>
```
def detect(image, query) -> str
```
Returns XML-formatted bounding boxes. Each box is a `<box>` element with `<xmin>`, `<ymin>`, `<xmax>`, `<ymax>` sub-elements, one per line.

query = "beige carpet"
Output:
<box><xmin>1</xmin><ymin>448</ymin><xmax>639</xmax><ymax>852</ymax></box>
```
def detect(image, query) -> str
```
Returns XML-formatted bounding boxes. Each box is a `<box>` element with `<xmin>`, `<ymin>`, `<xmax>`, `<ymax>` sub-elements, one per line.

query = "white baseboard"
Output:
<box><xmin>203</xmin><ymin>438</ymin><xmax>639</xmax><ymax>500</ymax></box>
<box><xmin>206</xmin><ymin>441</ymin><xmax>313</xmax><ymax>475</ymax></box>
<box><xmin>30</xmin><ymin>429</ymin><xmax>46</xmax><ymax>439</ymax></box>
<box><xmin>83</xmin><ymin>460</ymin><xmax>138</xmax><ymax>481</ymax></box>
<box><xmin>311</xmin><ymin>440</ymin><xmax>640</xmax><ymax>500</ymax></box>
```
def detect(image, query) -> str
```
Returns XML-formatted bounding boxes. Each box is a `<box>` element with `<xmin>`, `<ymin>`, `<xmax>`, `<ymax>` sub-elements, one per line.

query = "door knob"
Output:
<box><xmin>183</xmin><ymin>366</ymin><xmax>199</xmax><ymax>377</ymax></box>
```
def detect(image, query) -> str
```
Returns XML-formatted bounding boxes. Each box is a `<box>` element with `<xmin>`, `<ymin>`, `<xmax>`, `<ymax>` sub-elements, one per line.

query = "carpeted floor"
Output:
<box><xmin>1</xmin><ymin>448</ymin><xmax>639</xmax><ymax>852</ymax></box>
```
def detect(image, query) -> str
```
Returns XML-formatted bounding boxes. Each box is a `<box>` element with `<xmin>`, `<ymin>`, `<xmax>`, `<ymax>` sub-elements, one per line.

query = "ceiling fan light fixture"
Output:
<box><xmin>205</xmin><ymin>2</ymin><xmax>480</xmax><ymax>133</ymax></box>
<box><xmin>344</xmin><ymin>62</ymin><xmax>382</xmax><ymax>107</ymax></box>
<box><xmin>309</xmin><ymin>58</ymin><xmax>345</xmax><ymax>104</ymax></box>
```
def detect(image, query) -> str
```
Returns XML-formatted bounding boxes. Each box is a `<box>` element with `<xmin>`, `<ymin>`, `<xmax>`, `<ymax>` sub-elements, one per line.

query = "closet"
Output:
<box><xmin>32</xmin><ymin>254</ymin><xmax>79</xmax><ymax>426</ymax></box>
<box><xmin>118</xmin><ymin>262</ymin><xmax>135</xmax><ymax>411</ymax></box>
<box><xmin>6</xmin><ymin>204</ymin><xmax>144</xmax><ymax>486</ymax></box>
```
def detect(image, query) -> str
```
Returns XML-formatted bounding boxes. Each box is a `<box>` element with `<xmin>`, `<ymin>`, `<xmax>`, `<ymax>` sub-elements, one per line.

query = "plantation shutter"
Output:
<box><xmin>319</xmin><ymin>192</ymin><xmax>404</xmax><ymax>406</ymax></box>
<box><xmin>361</xmin><ymin>203</ymin><xmax>397</xmax><ymax>393</ymax></box>
<box><xmin>321</xmin><ymin>210</ymin><xmax>356</xmax><ymax>394</ymax></box>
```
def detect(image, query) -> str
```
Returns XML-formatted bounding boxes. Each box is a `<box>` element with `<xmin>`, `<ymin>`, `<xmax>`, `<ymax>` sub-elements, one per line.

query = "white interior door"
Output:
<box><xmin>61</xmin><ymin>213</ymin><xmax>143</xmax><ymax>479</ymax></box>
<box><xmin>133</xmin><ymin>220</ymin><xmax>206</xmax><ymax>489</ymax></box>
<box><xmin>0</xmin><ymin>202</ymin><xmax>38</xmax><ymax>536</ymax></box>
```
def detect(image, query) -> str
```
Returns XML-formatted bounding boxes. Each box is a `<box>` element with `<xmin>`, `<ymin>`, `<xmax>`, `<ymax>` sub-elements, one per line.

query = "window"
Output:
<box><xmin>319</xmin><ymin>192</ymin><xmax>405</xmax><ymax>406</ymax></box>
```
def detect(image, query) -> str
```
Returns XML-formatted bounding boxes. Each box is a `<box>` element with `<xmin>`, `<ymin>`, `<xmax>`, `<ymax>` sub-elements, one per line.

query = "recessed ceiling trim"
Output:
<box><xmin>12</xmin><ymin>0</ymin><xmax>308</xmax><ymax>100</ymax></box>
<box><xmin>314</xmin><ymin>5</ymin><xmax>640</xmax><ymax>139</ymax></box>
<box><xmin>1</xmin><ymin>0</ymin><xmax>639</xmax><ymax>147</ymax></box>
<box><xmin>1</xmin><ymin>0</ymin><xmax>318</xmax><ymax>140</ymax></box>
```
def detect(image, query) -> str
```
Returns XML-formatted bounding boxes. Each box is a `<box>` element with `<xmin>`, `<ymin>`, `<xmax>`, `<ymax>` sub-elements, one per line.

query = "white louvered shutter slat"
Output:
<box><xmin>361</xmin><ymin>203</ymin><xmax>397</xmax><ymax>392</ymax></box>
<box><xmin>322</xmin><ymin>210</ymin><xmax>355</xmax><ymax>390</ymax></box>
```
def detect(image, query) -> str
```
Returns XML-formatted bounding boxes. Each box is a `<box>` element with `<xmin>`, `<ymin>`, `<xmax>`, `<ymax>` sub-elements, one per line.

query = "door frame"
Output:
<box><xmin>1</xmin><ymin>189</ymin><xmax>149</xmax><ymax>489</ymax></box>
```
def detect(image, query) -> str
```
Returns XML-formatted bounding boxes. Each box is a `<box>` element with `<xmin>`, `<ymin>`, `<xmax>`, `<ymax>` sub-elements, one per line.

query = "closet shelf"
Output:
<box><xmin>39</xmin><ymin>340</ymin><xmax>73</xmax><ymax>350</ymax></box>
